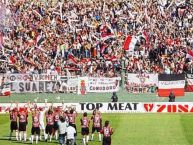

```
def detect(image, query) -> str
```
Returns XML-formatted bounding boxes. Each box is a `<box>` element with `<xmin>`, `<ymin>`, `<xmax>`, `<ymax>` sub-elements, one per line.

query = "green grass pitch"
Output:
<box><xmin>1</xmin><ymin>113</ymin><xmax>193</xmax><ymax>145</ymax></box>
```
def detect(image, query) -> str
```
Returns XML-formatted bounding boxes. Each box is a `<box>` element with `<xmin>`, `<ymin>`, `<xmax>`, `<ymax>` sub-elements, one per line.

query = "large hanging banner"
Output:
<box><xmin>87</xmin><ymin>77</ymin><xmax>121</xmax><ymax>93</ymax></box>
<box><xmin>126</xmin><ymin>73</ymin><xmax>158</xmax><ymax>93</ymax></box>
<box><xmin>186</xmin><ymin>74</ymin><xmax>193</xmax><ymax>92</ymax></box>
<box><xmin>1</xmin><ymin>102</ymin><xmax>193</xmax><ymax>114</ymax></box>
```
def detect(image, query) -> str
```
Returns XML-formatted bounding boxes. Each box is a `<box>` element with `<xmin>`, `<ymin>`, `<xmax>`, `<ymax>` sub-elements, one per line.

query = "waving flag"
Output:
<box><xmin>67</xmin><ymin>54</ymin><xmax>78</xmax><ymax>65</ymax></box>
<box><xmin>123</xmin><ymin>35</ymin><xmax>138</xmax><ymax>52</ymax></box>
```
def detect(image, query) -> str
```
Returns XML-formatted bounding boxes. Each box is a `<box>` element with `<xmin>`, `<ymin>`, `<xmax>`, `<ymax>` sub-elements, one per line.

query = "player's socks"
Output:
<box><xmin>19</xmin><ymin>132</ymin><xmax>22</xmax><ymax>141</ymax></box>
<box><xmin>83</xmin><ymin>137</ymin><xmax>86</xmax><ymax>145</ymax></box>
<box><xmin>24</xmin><ymin>132</ymin><xmax>27</xmax><ymax>142</ymax></box>
<box><xmin>31</xmin><ymin>135</ymin><xmax>34</xmax><ymax>144</ymax></box>
<box><xmin>35</xmin><ymin>135</ymin><xmax>39</xmax><ymax>144</ymax></box>
<box><xmin>99</xmin><ymin>133</ymin><xmax>101</xmax><ymax>142</ymax></box>
<box><xmin>86</xmin><ymin>135</ymin><xmax>89</xmax><ymax>143</ymax></box>
<box><xmin>16</xmin><ymin>131</ymin><xmax>19</xmax><ymax>141</ymax></box>
<box><xmin>43</xmin><ymin>130</ymin><xmax>46</xmax><ymax>140</ymax></box>
<box><xmin>55</xmin><ymin>131</ymin><xmax>58</xmax><ymax>140</ymax></box>
<box><xmin>91</xmin><ymin>134</ymin><xmax>94</xmax><ymax>141</ymax></box>
<box><xmin>39</xmin><ymin>135</ymin><xmax>41</xmax><ymax>141</ymax></box>
<box><xmin>44</xmin><ymin>134</ymin><xmax>48</xmax><ymax>141</ymax></box>
<box><xmin>9</xmin><ymin>132</ymin><xmax>12</xmax><ymax>140</ymax></box>
<box><xmin>49</xmin><ymin>135</ymin><xmax>52</xmax><ymax>142</ymax></box>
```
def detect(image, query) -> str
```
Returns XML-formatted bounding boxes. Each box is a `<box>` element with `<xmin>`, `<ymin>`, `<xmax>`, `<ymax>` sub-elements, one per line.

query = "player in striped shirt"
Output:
<box><xmin>80</xmin><ymin>112</ymin><xmax>90</xmax><ymax>145</ymax></box>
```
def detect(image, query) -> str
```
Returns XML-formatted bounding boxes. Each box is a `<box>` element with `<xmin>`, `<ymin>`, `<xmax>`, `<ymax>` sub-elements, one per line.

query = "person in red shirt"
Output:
<box><xmin>91</xmin><ymin>109</ymin><xmax>102</xmax><ymax>142</ymax></box>
<box><xmin>53</xmin><ymin>107</ymin><xmax>61</xmax><ymax>140</ymax></box>
<box><xmin>45</xmin><ymin>108</ymin><xmax>54</xmax><ymax>142</ymax></box>
<box><xmin>80</xmin><ymin>112</ymin><xmax>90</xmax><ymax>145</ymax></box>
<box><xmin>100</xmin><ymin>120</ymin><xmax>113</xmax><ymax>145</ymax></box>
<box><xmin>31</xmin><ymin>109</ymin><xmax>40</xmax><ymax>144</ymax></box>
<box><xmin>18</xmin><ymin>108</ymin><xmax>28</xmax><ymax>142</ymax></box>
<box><xmin>9</xmin><ymin>107</ymin><xmax>19</xmax><ymax>141</ymax></box>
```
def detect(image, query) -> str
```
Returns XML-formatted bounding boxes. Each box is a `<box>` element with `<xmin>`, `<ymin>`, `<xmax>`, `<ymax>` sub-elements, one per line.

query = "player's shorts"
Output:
<box><xmin>31</xmin><ymin>127</ymin><xmax>40</xmax><ymax>135</ymax></box>
<box><xmin>10</xmin><ymin>121</ymin><xmax>18</xmax><ymax>131</ymax></box>
<box><xmin>39</xmin><ymin>121</ymin><xmax>45</xmax><ymax>130</ymax></box>
<box><xmin>92</xmin><ymin>126</ymin><xmax>101</xmax><ymax>133</ymax></box>
<box><xmin>102</xmin><ymin>137</ymin><xmax>111</xmax><ymax>145</ymax></box>
<box><xmin>46</xmin><ymin>125</ymin><xmax>53</xmax><ymax>135</ymax></box>
<box><xmin>53</xmin><ymin>121</ymin><xmax>59</xmax><ymax>130</ymax></box>
<box><xmin>19</xmin><ymin>122</ymin><xmax>27</xmax><ymax>131</ymax></box>
<box><xmin>81</xmin><ymin>127</ymin><xmax>89</xmax><ymax>135</ymax></box>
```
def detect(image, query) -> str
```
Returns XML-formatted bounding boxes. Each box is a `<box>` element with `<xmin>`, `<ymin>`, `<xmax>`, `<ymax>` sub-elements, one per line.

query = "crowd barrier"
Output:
<box><xmin>1</xmin><ymin>102</ymin><xmax>193</xmax><ymax>113</ymax></box>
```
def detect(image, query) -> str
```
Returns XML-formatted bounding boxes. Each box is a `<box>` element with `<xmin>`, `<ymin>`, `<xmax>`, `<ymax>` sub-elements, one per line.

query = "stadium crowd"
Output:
<box><xmin>0</xmin><ymin>0</ymin><xmax>193</xmax><ymax>77</ymax></box>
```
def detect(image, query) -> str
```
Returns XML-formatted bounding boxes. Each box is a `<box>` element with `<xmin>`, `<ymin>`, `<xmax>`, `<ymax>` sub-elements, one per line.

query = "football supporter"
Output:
<box><xmin>39</xmin><ymin>107</ymin><xmax>47</xmax><ymax>140</ymax></box>
<box><xmin>9</xmin><ymin>107</ymin><xmax>19</xmax><ymax>141</ymax></box>
<box><xmin>45</xmin><ymin>108</ymin><xmax>54</xmax><ymax>142</ymax></box>
<box><xmin>58</xmin><ymin>116</ymin><xmax>68</xmax><ymax>145</ymax></box>
<box><xmin>91</xmin><ymin>109</ymin><xmax>102</xmax><ymax>142</ymax></box>
<box><xmin>66</xmin><ymin>123</ymin><xmax>76</xmax><ymax>145</ymax></box>
<box><xmin>18</xmin><ymin>108</ymin><xmax>28</xmax><ymax>142</ymax></box>
<box><xmin>80</xmin><ymin>112</ymin><xmax>90</xmax><ymax>145</ymax></box>
<box><xmin>100</xmin><ymin>120</ymin><xmax>113</xmax><ymax>145</ymax></box>
<box><xmin>31</xmin><ymin>109</ymin><xmax>40</xmax><ymax>144</ymax></box>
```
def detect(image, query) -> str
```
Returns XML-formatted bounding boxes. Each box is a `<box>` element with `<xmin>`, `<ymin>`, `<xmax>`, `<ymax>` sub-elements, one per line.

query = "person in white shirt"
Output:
<box><xmin>66</xmin><ymin>123</ymin><xmax>76</xmax><ymax>145</ymax></box>
<box><xmin>39</xmin><ymin>107</ymin><xmax>47</xmax><ymax>140</ymax></box>
<box><xmin>58</xmin><ymin>116</ymin><xmax>68</xmax><ymax>145</ymax></box>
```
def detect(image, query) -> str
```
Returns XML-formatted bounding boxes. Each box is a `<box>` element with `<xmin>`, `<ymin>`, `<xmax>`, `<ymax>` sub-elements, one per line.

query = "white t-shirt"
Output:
<box><xmin>58</xmin><ymin>121</ymin><xmax>68</xmax><ymax>134</ymax></box>
<box><xmin>66</xmin><ymin>126</ymin><xmax>76</xmax><ymax>140</ymax></box>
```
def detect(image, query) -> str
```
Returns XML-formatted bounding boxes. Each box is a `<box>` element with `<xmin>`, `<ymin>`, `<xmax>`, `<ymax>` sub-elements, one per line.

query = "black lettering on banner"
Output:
<box><xmin>39</xmin><ymin>82</ymin><xmax>44</xmax><ymax>92</ymax></box>
<box><xmin>96</xmin><ymin>103</ymin><xmax>103</xmax><ymax>109</ymax></box>
<box><xmin>52</xmin><ymin>82</ymin><xmax>56</xmax><ymax>92</ymax></box>
<box><xmin>80</xmin><ymin>103</ymin><xmax>86</xmax><ymax>110</ymax></box>
<box><xmin>133</xmin><ymin>103</ymin><xmax>138</xmax><ymax>110</ymax></box>
<box><xmin>19</xmin><ymin>82</ymin><xmax>24</xmax><ymax>92</ymax></box>
<box><xmin>45</xmin><ymin>82</ymin><xmax>50</xmax><ymax>92</ymax></box>
<box><xmin>10</xmin><ymin>83</ymin><xmax>15</xmax><ymax>92</ymax></box>
<box><xmin>108</xmin><ymin>103</ymin><xmax>118</xmax><ymax>110</ymax></box>
<box><xmin>25</xmin><ymin>82</ymin><xmax>30</xmax><ymax>91</ymax></box>
<box><xmin>32</xmin><ymin>82</ymin><xmax>37</xmax><ymax>92</ymax></box>
<box><xmin>124</xmin><ymin>103</ymin><xmax>132</xmax><ymax>110</ymax></box>
<box><xmin>86</xmin><ymin>103</ymin><xmax>95</xmax><ymax>110</ymax></box>
<box><xmin>119</xmin><ymin>103</ymin><xmax>124</xmax><ymax>110</ymax></box>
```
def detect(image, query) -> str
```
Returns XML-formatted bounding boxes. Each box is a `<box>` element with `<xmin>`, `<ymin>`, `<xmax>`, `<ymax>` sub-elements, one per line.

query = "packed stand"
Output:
<box><xmin>0</xmin><ymin>0</ymin><xmax>193</xmax><ymax>76</ymax></box>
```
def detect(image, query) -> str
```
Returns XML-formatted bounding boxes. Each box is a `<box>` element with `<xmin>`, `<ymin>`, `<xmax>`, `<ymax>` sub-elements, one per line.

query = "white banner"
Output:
<box><xmin>87</xmin><ymin>77</ymin><xmax>121</xmax><ymax>93</ymax></box>
<box><xmin>126</xmin><ymin>73</ymin><xmax>158</xmax><ymax>93</ymax></box>
<box><xmin>1</xmin><ymin>102</ymin><xmax>193</xmax><ymax>114</ymax></box>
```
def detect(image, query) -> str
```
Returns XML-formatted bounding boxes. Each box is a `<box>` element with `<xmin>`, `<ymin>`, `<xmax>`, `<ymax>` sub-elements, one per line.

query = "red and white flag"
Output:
<box><xmin>123</xmin><ymin>35</ymin><xmax>138</xmax><ymax>52</ymax></box>
<box><xmin>158</xmin><ymin>74</ymin><xmax>185</xmax><ymax>97</ymax></box>
<box><xmin>67</xmin><ymin>54</ymin><xmax>78</xmax><ymax>65</ymax></box>
<box><xmin>186</xmin><ymin>49</ymin><xmax>193</xmax><ymax>59</ymax></box>
<box><xmin>0</xmin><ymin>32</ymin><xmax>3</xmax><ymax>48</ymax></box>
<box><xmin>141</xmin><ymin>31</ymin><xmax>149</xmax><ymax>44</ymax></box>
<box><xmin>100</xmin><ymin>25</ymin><xmax>115</xmax><ymax>41</ymax></box>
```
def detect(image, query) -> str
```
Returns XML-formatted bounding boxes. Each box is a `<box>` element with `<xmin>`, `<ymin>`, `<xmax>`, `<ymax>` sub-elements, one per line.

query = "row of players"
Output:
<box><xmin>9</xmin><ymin>103</ymin><xmax>113</xmax><ymax>145</ymax></box>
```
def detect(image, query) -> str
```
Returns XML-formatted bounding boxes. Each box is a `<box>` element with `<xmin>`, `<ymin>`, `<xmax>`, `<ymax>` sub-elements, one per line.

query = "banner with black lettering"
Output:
<box><xmin>1</xmin><ymin>102</ymin><xmax>193</xmax><ymax>114</ymax></box>
<box><xmin>126</xmin><ymin>73</ymin><xmax>158</xmax><ymax>93</ymax></box>
<box><xmin>158</xmin><ymin>74</ymin><xmax>185</xmax><ymax>97</ymax></box>
<box><xmin>87</xmin><ymin>77</ymin><xmax>121</xmax><ymax>93</ymax></box>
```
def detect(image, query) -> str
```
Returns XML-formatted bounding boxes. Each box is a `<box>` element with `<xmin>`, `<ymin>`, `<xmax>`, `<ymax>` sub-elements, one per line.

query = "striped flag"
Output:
<box><xmin>0</xmin><ymin>32</ymin><xmax>3</xmax><ymax>48</ymax></box>
<box><xmin>123</xmin><ymin>35</ymin><xmax>138</xmax><ymax>53</ymax></box>
<box><xmin>186</xmin><ymin>49</ymin><xmax>193</xmax><ymax>59</ymax></box>
<box><xmin>67</xmin><ymin>54</ymin><xmax>78</xmax><ymax>65</ymax></box>
<box><xmin>158</xmin><ymin>74</ymin><xmax>185</xmax><ymax>97</ymax></box>
<box><xmin>141</xmin><ymin>31</ymin><xmax>149</xmax><ymax>44</ymax></box>
<box><xmin>2</xmin><ymin>83</ymin><xmax>11</xmax><ymax>96</ymax></box>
